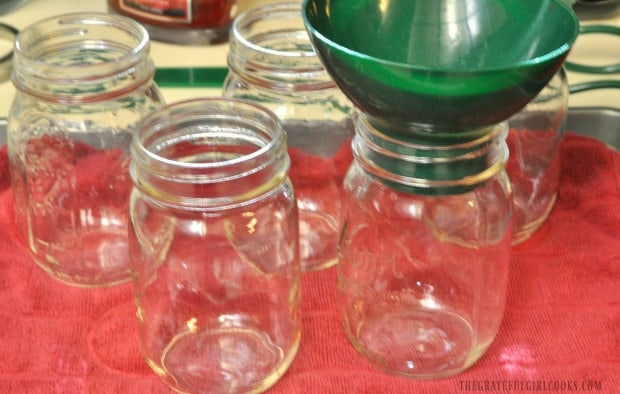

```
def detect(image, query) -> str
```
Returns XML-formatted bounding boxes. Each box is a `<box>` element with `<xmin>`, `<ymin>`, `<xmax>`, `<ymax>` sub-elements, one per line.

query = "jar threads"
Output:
<box><xmin>353</xmin><ymin>116</ymin><xmax>510</xmax><ymax>195</ymax></box>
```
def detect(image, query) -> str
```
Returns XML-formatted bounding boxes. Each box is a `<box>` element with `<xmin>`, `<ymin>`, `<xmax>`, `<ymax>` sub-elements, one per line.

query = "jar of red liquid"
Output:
<box><xmin>108</xmin><ymin>0</ymin><xmax>237</xmax><ymax>45</ymax></box>
<box><xmin>129</xmin><ymin>98</ymin><xmax>301</xmax><ymax>394</ymax></box>
<box><xmin>507</xmin><ymin>68</ymin><xmax>568</xmax><ymax>244</ymax></box>
<box><xmin>338</xmin><ymin>114</ymin><xmax>512</xmax><ymax>378</ymax></box>
<box><xmin>7</xmin><ymin>13</ymin><xmax>165</xmax><ymax>287</ymax></box>
<box><xmin>222</xmin><ymin>2</ymin><xmax>355</xmax><ymax>272</ymax></box>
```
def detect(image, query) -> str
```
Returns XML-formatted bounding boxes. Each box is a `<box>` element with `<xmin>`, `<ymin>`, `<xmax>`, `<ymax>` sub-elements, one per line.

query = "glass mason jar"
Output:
<box><xmin>338</xmin><ymin>115</ymin><xmax>513</xmax><ymax>378</ymax></box>
<box><xmin>7</xmin><ymin>13</ymin><xmax>165</xmax><ymax>287</ymax></box>
<box><xmin>107</xmin><ymin>0</ymin><xmax>238</xmax><ymax>45</ymax></box>
<box><xmin>507</xmin><ymin>68</ymin><xmax>568</xmax><ymax>244</ymax></box>
<box><xmin>222</xmin><ymin>2</ymin><xmax>355</xmax><ymax>272</ymax></box>
<box><xmin>129</xmin><ymin>98</ymin><xmax>301</xmax><ymax>394</ymax></box>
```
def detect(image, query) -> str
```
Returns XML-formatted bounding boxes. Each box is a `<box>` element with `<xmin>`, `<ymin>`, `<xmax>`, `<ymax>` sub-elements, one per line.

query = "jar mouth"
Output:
<box><xmin>131</xmin><ymin>98</ymin><xmax>289</xmax><ymax>208</ymax></box>
<box><xmin>12</xmin><ymin>13</ymin><xmax>153</xmax><ymax>102</ymax></box>
<box><xmin>227</xmin><ymin>2</ymin><xmax>335</xmax><ymax>91</ymax></box>
<box><xmin>231</xmin><ymin>2</ymin><xmax>317</xmax><ymax>60</ymax></box>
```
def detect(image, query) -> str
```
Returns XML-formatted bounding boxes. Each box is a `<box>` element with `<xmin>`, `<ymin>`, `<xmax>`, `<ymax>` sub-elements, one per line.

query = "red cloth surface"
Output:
<box><xmin>0</xmin><ymin>132</ymin><xmax>618</xmax><ymax>393</ymax></box>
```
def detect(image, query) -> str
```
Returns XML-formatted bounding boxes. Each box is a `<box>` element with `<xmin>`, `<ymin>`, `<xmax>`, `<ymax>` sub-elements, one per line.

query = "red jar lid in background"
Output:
<box><xmin>108</xmin><ymin>0</ymin><xmax>237</xmax><ymax>45</ymax></box>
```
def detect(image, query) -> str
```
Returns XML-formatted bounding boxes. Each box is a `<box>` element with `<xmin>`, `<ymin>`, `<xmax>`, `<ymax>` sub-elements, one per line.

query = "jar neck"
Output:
<box><xmin>130</xmin><ymin>98</ymin><xmax>290</xmax><ymax>210</ymax></box>
<box><xmin>352</xmin><ymin>114</ymin><xmax>509</xmax><ymax>195</ymax></box>
<box><xmin>226</xmin><ymin>2</ymin><xmax>335</xmax><ymax>92</ymax></box>
<box><xmin>12</xmin><ymin>13</ymin><xmax>154</xmax><ymax>104</ymax></box>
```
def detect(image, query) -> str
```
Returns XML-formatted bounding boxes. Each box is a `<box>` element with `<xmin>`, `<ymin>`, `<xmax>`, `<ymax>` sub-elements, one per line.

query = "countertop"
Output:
<box><xmin>1</xmin><ymin>0</ymin><xmax>620</xmax><ymax>115</ymax></box>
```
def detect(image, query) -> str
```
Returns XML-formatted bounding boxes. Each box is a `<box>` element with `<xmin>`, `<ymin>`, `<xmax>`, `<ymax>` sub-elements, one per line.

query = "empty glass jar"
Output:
<box><xmin>507</xmin><ymin>68</ymin><xmax>568</xmax><ymax>244</ymax></box>
<box><xmin>222</xmin><ymin>2</ymin><xmax>355</xmax><ymax>271</ymax></box>
<box><xmin>7</xmin><ymin>13</ymin><xmax>165</xmax><ymax>287</ymax></box>
<box><xmin>338</xmin><ymin>115</ymin><xmax>513</xmax><ymax>378</ymax></box>
<box><xmin>129</xmin><ymin>98</ymin><xmax>301</xmax><ymax>394</ymax></box>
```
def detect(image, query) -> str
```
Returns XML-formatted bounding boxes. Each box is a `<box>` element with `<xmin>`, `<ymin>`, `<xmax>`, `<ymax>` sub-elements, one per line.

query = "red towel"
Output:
<box><xmin>0</xmin><ymin>133</ymin><xmax>618</xmax><ymax>393</ymax></box>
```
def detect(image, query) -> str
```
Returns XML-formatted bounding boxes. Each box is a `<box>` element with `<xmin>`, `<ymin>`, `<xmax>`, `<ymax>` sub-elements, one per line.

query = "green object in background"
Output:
<box><xmin>302</xmin><ymin>0</ymin><xmax>579</xmax><ymax>132</ymax></box>
<box><xmin>565</xmin><ymin>25</ymin><xmax>620</xmax><ymax>74</ymax></box>
<box><xmin>154</xmin><ymin>67</ymin><xmax>228</xmax><ymax>88</ymax></box>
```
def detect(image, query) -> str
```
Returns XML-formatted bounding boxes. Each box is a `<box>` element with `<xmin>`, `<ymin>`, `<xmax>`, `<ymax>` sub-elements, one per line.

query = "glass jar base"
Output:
<box><xmin>147</xmin><ymin>326</ymin><xmax>301</xmax><ymax>394</ymax></box>
<box><xmin>512</xmin><ymin>193</ymin><xmax>557</xmax><ymax>245</ymax></box>
<box><xmin>299</xmin><ymin>210</ymin><xmax>340</xmax><ymax>272</ymax></box>
<box><xmin>31</xmin><ymin>230</ymin><xmax>132</xmax><ymax>288</ymax></box>
<box><xmin>345</xmin><ymin>307</ymin><xmax>488</xmax><ymax>379</ymax></box>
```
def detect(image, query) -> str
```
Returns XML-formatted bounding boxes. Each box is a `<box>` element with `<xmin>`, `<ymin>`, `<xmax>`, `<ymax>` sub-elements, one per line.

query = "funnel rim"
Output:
<box><xmin>302</xmin><ymin>0</ymin><xmax>580</xmax><ymax>74</ymax></box>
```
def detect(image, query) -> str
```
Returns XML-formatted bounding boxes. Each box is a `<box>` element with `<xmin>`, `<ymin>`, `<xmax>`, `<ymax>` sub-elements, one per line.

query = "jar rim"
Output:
<box><xmin>227</xmin><ymin>2</ymin><xmax>335</xmax><ymax>90</ymax></box>
<box><xmin>12</xmin><ymin>12</ymin><xmax>151</xmax><ymax>89</ymax></box>
<box><xmin>231</xmin><ymin>2</ymin><xmax>317</xmax><ymax>60</ymax></box>
<box><xmin>133</xmin><ymin>97</ymin><xmax>285</xmax><ymax>171</ymax></box>
<box><xmin>131</xmin><ymin>97</ymin><xmax>290</xmax><ymax>208</ymax></box>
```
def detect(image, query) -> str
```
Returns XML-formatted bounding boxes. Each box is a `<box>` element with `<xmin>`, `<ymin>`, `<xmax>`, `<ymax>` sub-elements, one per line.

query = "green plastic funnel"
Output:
<box><xmin>302</xmin><ymin>0</ymin><xmax>579</xmax><ymax>132</ymax></box>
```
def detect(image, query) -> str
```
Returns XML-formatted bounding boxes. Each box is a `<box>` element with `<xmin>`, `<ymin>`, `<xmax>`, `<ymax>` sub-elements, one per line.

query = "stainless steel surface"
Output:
<box><xmin>1</xmin><ymin>108</ymin><xmax>619</xmax><ymax>149</ymax></box>
<box><xmin>574</xmin><ymin>0</ymin><xmax>620</xmax><ymax>20</ymax></box>
<box><xmin>567</xmin><ymin>107</ymin><xmax>620</xmax><ymax>149</ymax></box>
